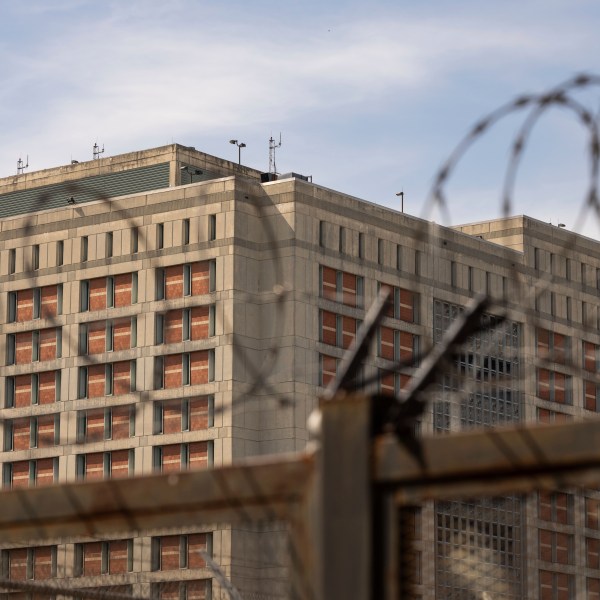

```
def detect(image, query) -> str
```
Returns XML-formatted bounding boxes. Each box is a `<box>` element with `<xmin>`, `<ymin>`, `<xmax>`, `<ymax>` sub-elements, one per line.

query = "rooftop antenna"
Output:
<box><xmin>269</xmin><ymin>133</ymin><xmax>282</xmax><ymax>175</ymax></box>
<box><xmin>17</xmin><ymin>155</ymin><xmax>29</xmax><ymax>175</ymax></box>
<box><xmin>93</xmin><ymin>142</ymin><xmax>105</xmax><ymax>160</ymax></box>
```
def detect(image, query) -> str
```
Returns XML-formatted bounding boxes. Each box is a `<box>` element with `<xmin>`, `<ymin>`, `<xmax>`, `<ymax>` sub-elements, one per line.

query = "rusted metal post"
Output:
<box><xmin>307</xmin><ymin>394</ymin><xmax>372</xmax><ymax>600</ymax></box>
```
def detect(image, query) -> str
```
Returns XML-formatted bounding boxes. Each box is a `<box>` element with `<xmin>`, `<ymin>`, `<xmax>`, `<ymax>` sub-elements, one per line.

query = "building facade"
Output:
<box><xmin>0</xmin><ymin>144</ymin><xmax>599</xmax><ymax>599</ymax></box>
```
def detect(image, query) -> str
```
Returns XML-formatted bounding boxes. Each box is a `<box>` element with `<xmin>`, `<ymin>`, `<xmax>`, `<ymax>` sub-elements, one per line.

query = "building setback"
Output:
<box><xmin>0</xmin><ymin>144</ymin><xmax>599</xmax><ymax>599</ymax></box>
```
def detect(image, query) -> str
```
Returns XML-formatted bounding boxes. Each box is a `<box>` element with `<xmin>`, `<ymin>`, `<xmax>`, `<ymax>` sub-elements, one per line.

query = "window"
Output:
<box><xmin>32</xmin><ymin>245</ymin><xmax>39</xmax><ymax>271</ymax></box>
<box><xmin>537</xmin><ymin>329</ymin><xmax>570</xmax><ymax>364</ymax></box>
<box><xmin>183</xmin><ymin>309</ymin><xmax>191</xmax><ymax>341</ymax></box>
<box><xmin>155</xmin><ymin>269</ymin><xmax>165</xmax><ymax>301</ymax></box>
<box><xmin>33</xmin><ymin>288</ymin><xmax>41</xmax><ymax>319</ymax></box>
<box><xmin>534</xmin><ymin>247</ymin><xmax>540</xmax><ymax>270</ymax></box>
<box><xmin>131</xmin><ymin>227</ymin><xmax>139</xmax><ymax>254</ymax></box>
<box><xmin>150</xmin><ymin>534</ymin><xmax>212</xmax><ymax>572</ymax></box>
<box><xmin>31</xmin><ymin>374</ymin><xmax>39</xmax><ymax>405</ymax></box>
<box><xmin>157</xmin><ymin>223</ymin><xmax>164</xmax><ymax>250</ymax></box>
<box><xmin>131</xmin><ymin>272</ymin><xmax>138</xmax><ymax>304</ymax></box>
<box><xmin>183</xmin><ymin>219</ymin><xmax>190</xmax><ymax>245</ymax></box>
<box><xmin>319</xmin><ymin>221</ymin><xmax>325</xmax><ymax>247</ymax></box>
<box><xmin>78</xmin><ymin>367</ymin><xmax>88</xmax><ymax>399</ymax></box>
<box><xmin>539</xmin><ymin>529</ymin><xmax>573</xmax><ymax>564</ymax></box>
<box><xmin>339</xmin><ymin>227</ymin><xmax>345</xmax><ymax>253</ymax></box>
<box><xmin>5</xmin><ymin>377</ymin><xmax>15</xmax><ymax>408</ymax></box>
<box><xmin>106</xmin><ymin>321</ymin><xmax>114</xmax><ymax>352</ymax></box>
<box><xmin>468</xmin><ymin>266</ymin><xmax>474</xmax><ymax>292</ymax></box>
<box><xmin>155</xmin><ymin>314</ymin><xmax>164</xmax><ymax>345</ymax></box>
<box><xmin>208</xmin><ymin>215</ymin><xmax>216</xmax><ymax>241</ymax></box>
<box><xmin>539</xmin><ymin>491</ymin><xmax>573</xmax><ymax>524</ymax></box>
<box><xmin>320</xmin><ymin>266</ymin><xmax>364</xmax><ymax>308</ymax></box>
<box><xmin>7</xmin><ymin>292</ymin><xmax>16</xmax><ymax>322</ymax></box>
<box><xmin>6</xmin><ymin>334</ymin><xmax>16</xmax><ymax>365</ymax></box>
<box><xmin>358</xmin><ymin>232</ymin><xmax>365</xmax><ymax>259</ymax></box>
<box><xmin>184</xmin><ymin>264</ymin><xmax>192</xmax><ymax>296</ymax></box>
<box><xmin>396</xmin><ymin>245</ymin><xmax>402</xmax><ymax>271</ymax></box>
<box><xmin>154</xmin><ymin>356</ymin><xmax>165</xmax><ymax>389</ymax></box>
<box><xmin>80</xmin><ymin>280</ymin><xmax>90</xmax><ymax>311</ymax></box>
<box><xmin>31</xmin><ymin>331</ymin><xmax>40</xmax><ymax>362</ymax></box>
<box><xmin>209</xmin><ymin>305</ymin><xmax>216</xmax><ymax>337</ymax></box>
<box><xmin>451</xmin><ymin>261</ymin><xmax>457</xmax><ymax>287</ymax></box>
<box><xmin>537</xmin><ymin>369</ymin><xmax>572</xmax><ymax>404</ymax></box>
<box><xmin>104</xmin><ymin>363</ymin><xmax>114</xmax><ymax>396</ymax></box>
<box><xmin>377</xmin><ymin>239</ymin><xmax>384</xmax><ymax>265</ymax></box>
<box><xmin>106</xmin><ymin>232</ymin><xmax>113</xmax><ymax>258</ymax></box>
<box><xmin>107</xmin><ymin>276</ymin><xmax>115</xmax><ymax>308</ymax></box>
<box><xmin>414</xmin><ymin>250</ymin><xmax>421</xmax><ymax>275</ymax></box>
<box><xmin>74</xmin><ymin>540</ymin><xmax>133</xmax><ymax>577</ymax></box>
<box><xmin>56</xmin><ymin>240</ymin><xmax>64</xmax><ymax>267</ymax></box>
<box><xmin>182</xmin><ymin>354</ymin><xmax>191</xmax><ymax>386</ymax></box>
<box><xmin>8</xmin><ymin>248</ymin><xmax>15</xmax><ymax>274</ymax></box>
<box><xmin>81</xmin><ymin>236</ymin><xmax>88</xmax><ymax>262</ymax></box>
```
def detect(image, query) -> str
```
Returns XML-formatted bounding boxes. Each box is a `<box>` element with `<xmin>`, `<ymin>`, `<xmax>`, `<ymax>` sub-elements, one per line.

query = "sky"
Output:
<box><xmin>1</xmin><ymin>0</ymin><xmax>600</xmax><ymax>236</ymax></box>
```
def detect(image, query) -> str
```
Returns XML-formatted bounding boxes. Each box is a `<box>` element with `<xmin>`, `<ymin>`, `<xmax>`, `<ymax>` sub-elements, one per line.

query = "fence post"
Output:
<box><xmin>307</xmin><ymin>393</ymin><xmax>372</xmax><ymax>600</ymax></box>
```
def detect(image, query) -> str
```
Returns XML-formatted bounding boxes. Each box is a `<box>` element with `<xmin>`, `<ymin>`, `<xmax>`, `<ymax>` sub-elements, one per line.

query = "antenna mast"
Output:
<box><xmin>17</xmin><ymin>155</ymin><xmax>29</xmax><ymax>175</ymax></box>
<box><xmin>93</xmin><ymin>143</ymin><xmax>105</xmax><ymax>160</ymax></box>
<box><xmin>269</xmin><ymin>134</ymin><xmax>282</xmax><ymax>175</ymax></box>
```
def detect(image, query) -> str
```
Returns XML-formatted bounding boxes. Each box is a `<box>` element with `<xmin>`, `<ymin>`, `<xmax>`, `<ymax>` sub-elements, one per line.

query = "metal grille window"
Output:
<box><xmin>433</xmin><ymin>299</ymin><xmax>523</xmax><ymax>600</ymax></box>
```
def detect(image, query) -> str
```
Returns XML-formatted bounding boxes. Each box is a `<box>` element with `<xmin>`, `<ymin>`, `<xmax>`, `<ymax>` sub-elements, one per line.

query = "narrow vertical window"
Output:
<box><xmin>356</xmin><ymin>277</ymin><xmax>364</xmax><ymax>309</ymax></box>
<box><xmin>485</xmin><ymin>272</ymin><xmax>492</xmax><ymax>296</ymax></box>
<box><xmin>80</xmin><ymin>280</ymin><xmax>90</xmax><ymax>312</ymax></box>
<box><xmin>209</xmin><ymin>260</ymin><xmax>216</xmax><ymax>292</ymax></box>
<box><xmin>56</xmin><ymin>240</ymin><xmax>64</xmax><ymax>267</ymax></box>
<box><xmin>339</xmin><ymin>226</ymin><xmax>345</xmax><ymax>253</ymax></box>
<box><xmin>104</xmin><ymin>409</ymin><xmax>112</xmax><ymax>440</ymax></box>
<box><xmin>32</xmin><ymin>245</ymin><xmax>40</xmax><ymax>270</ymax></box>
<box><xmin>30</xmin><ymin>417</ymin><xmax>38</xmax><ymax>448</ymax></box>
<box><xmin>154</xmin><ymin>356</ymin><xmax>165</xmax><ymax>390</ymax></box>
<box><xmin>183</xmin><ymin>219</ymin><xmax>190</xmax><ymax>245</ymax></box>
<box><xmin>57</xmin><ymin>284</ymin><xmax>63</xmax><ymax>315</ymax></box>
<box><xmin>5</xmin><ymin>377</ymin><xmax>15</xmax><ymax>408</ymax></box>
<box><xmin>79</xmin><ymin>324</ymin><xmax>88</xmax><ymax>355</ymax></box>
<box><xmin>131</xmin><ymin>316</ymin><xmax>137</xmax><ymax>347</ymax></box>
<box><xmin>208</xmin><ymin>214</ymin><xmax>217</xmax><ymax>241</ymax></box>
<box><xmin>183</xmin><ymin>309</ymin><xmax>191</xmax><ymax>341</ymax></box>
<box><xmin>155</xmin><ymin>269</ymin><xmax>165</xmax><ymax>301</ymax></box>
<box><xmin>106</xmin><ymin>232</ymin><xmax>113</xmax><ymax>258</ymax></box>
<box><xmin>208</xmin><ymin>396</ymin><xmax>215</xmax><ymax>427</ymax></box>
<box><xmin>534</xmin><ymin>247</ymin><xmax>540</xmax><ymax>270</ymax></box>
<box><xmin>4</xmin><ymin>422</ymin><xmax>13</xmax><ymax>451</ymax></box>
<box><xmin>208</xmin><ymin>349</ymin><xmax>216</xmax><ymax>382</ymax></box>
<box><xmin>55</xmin><ymin>371</ymin><xmax>61</xmax><ymax>402</ymax></box>
<box><xmin>180</xmin><ymin>535</ymin><xmax>189</xmax><ymax>568</ymax></box>
<box><xmin>76</xmin><ymin>413</ymin><xmax>86</xmax><ymax>443</ymax></box>
<box><xmin>31</xmin><ymin>374</ymin><xmax>39</xmax><ymax>405</ymax></box>
<box><xmin>451</xmin><ymin>261</ymin><xmax>457</xmax><ymax>288</ymax></box>
<box><xmin>566</xmin><ymin>297</ymin><xmax>572</xmax><ymax>323</ymax></box>
<box><xmin>130</xmin><ymin>227</ymin><xmax>139</xmax><ymax>255</ymax></box>
<box><xmin>106</xmin><ymin>321</ymin><xmax>114</xmax><ymax>352</ymax></box>
<box><xmin>131</xmin><ymin>272</ymin><xmax>138</xmax><ymax>304</ymax></box>
<box><xmin>54</xmin><ymin>415</ymin><xmax>60</xmax><ymax>445</ymax></box>
<box><xmin>81</xmin><ymin>236</ymin><xmax>88</xmax><ymax>262</ymax></box>
<box><xmin>153</xmin><ymin>402</ymin><xmax>164</xmax><ymax>435</ymax></box>
<box><xmin>157</xmin><ymin>223</ymin><xmax>164</xmax><ymax>250</ymax></box>
<box><xmin>182</xmin><ymin>399</ymin><xmax>190</xmax><ymax>432</ymax></box>
<box><xmin>105</xmin><ymin>363</ymin><xmax>113</xmax><ymax>396</ymax></box>
<box><xmin>319</xmin><ymin>221</ymin><xmax>325</xmax><ymax>247</ymax></box>
<box><xmin>78</xmin><ymin>367</ymin><xmax>88</xmax><ymax>399</ymax></box>
<box><xmin>76</xmin><ymin>455</ymin><xmax>86</xmax><ymax>480</ymax></box>
<box><xmin>183</xmin><ymin>264</ymin><xmax>192</xmax><ymax>296</ymax></box>
<box><xmin>7</xmin><ymin>292</ymin><xmax>16</xmax><ymax>323</ymax></box>
<box><xmin>468</xmin><ymin>266</ymin><xmax>474</xmax><ymax>292</ymax></box>
<box><xmin>8</xmin><ymin>248</ymin><xmax>15</xmax><ymax>274</ymax></box>
<box><xmin>32</xmin><ymin>330</ymin><xmax>40</xmax><ymax>362</ymax></box>
<box><xmin>414</xmin><ymin>250</ymin><xmax>421</xmax><ymax>275</ymax></box>
<box><xmin>6</xmin><ymin>334</ymin><xmax>16</xmax><ymax>365</ymax></box>
<box><xmin>130</xmin><ymin>360</ymin><xmax>137</xmax><ymax>392</ymax></box>
<box><xmin>106</xmin><ymin>276</ymin><xmax>115</xmax><ymax>308</ymax></box>
<box><xmin>155</xmin><ymin>314</ymin><xmax>164</xmax><ymax>345</ymax></box>
<box><xmin>358</xmin><ymin>232</ymin><xmax>365</xmax><ymax>259</ymax></box>
<box><xmin>209</xmin><ymin>305</ymin><xmax>216</xmax><ymax>337</ymax></box>
<box><xmin>396</xmin><ymin>245</ymin><xmax>402</xmax><ymax>271</ymax></box>
<box><xmin>182</xmin><ymin>354</ymin><xmax>191</xmax><ymax>386</ymax></box>
<box><xmin>377</xmin><ymin>239</ymin><xmax>384</xmax><ymax>265</ymax></box>
<box><xmin>33</xmin><ymin>288</ymin><xmax>41</xmax><ymax>319</ymax></box>
<box><xmin>581</xmin><ymin>263</ymin><xmax>587</xmax><ymax>286</ymax></box>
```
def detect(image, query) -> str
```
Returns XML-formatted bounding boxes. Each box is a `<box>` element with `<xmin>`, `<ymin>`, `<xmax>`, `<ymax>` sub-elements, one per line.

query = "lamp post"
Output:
<box><xmin>229</xmin><ymin>140</ymin><xmax>246</xmax><ymax>165</ymax></box>
<box><xmin>396</xmin><ymin>191</ymin><xmax>404</xmax><ymax>213</ymax></box>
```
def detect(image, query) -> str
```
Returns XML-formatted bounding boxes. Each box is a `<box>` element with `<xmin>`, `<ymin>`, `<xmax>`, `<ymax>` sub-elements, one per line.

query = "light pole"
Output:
<box><xmin>229</xmin><ymin>139</ymin><xmax>246</xmax><ymax>165</ymax></box>
<box><xmin>396</xmin><ymin>191</ymin><xmax>404</xmax><ymax>213</ymax></box>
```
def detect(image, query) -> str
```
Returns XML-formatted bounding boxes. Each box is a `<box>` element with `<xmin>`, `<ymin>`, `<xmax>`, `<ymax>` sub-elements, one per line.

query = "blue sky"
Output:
<box><xmin>1</xmin><ymin>0</ymin><xmax>600</xmax><ymax>235</ymax></box>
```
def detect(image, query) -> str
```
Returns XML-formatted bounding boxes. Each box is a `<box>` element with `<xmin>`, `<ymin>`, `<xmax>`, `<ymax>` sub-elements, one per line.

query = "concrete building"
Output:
<box><xmin>0</xmin><ymin>144</ymin><xmax>599</xmax><ymax>599</ymax></box>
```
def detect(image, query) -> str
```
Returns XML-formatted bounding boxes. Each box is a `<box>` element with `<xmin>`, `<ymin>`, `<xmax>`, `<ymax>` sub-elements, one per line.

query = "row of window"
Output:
<box><xmin>4</xmin><ymin>215</ymin><xmax>219</xmax><ymax>276</ymax></box>
<box><xmin>534</xmin><ymin>247</ymin><xmax>600</xmax><ymax>289</ymax></box>
<box><xmin>5</xmin><ymin>371</ymin><xmax>60</xmax><ymax>407</ymax></box>
<box><xmin>6</xmin><ymin>328</ymin><xmax>62</xmax><ymax>365</ymax></box>
<box><xmin>3</xmin><ymin>398</ymin><xmax>215</xmax><ymax>452</ymax></box>
<box><xmin>0</xmin><ymin>535</ymin><xmax>212</xmax><ymax>579</ymax></box>
<box><xmin>5</xmin><ymin>261</ymin><xmax>215</xmax><ymax>324</ymax></box>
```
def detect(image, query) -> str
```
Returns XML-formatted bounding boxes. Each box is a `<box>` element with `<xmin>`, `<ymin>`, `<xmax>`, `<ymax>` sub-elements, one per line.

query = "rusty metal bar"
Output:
<box><xmin>374</xmin><ymin>418</ymin><xmax>600</xmax><ymax>503</ymax></box>
<box><xmin>0</xmin><ymin>451</ymin><xmax>315</xmax><ymax>544</ymax></box>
